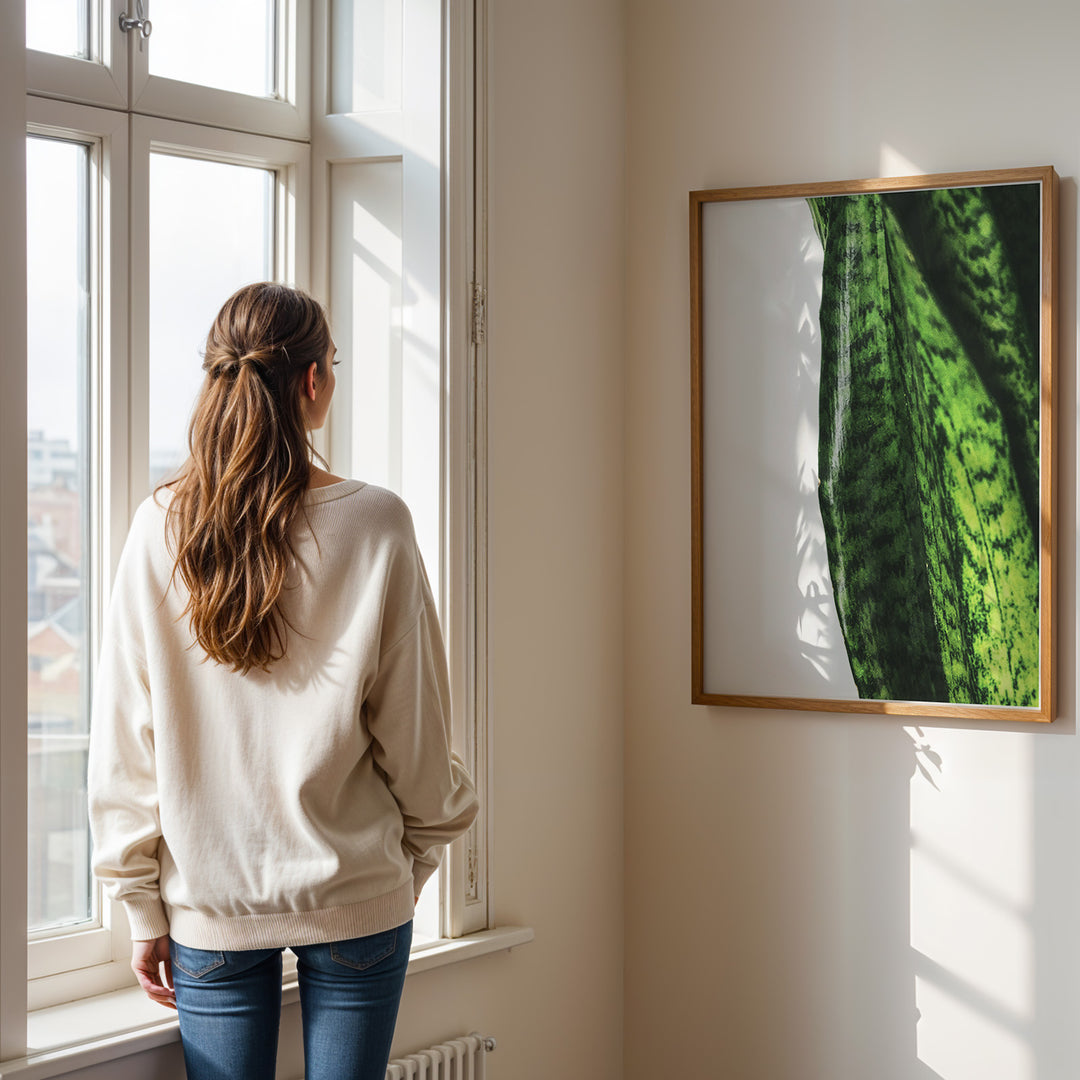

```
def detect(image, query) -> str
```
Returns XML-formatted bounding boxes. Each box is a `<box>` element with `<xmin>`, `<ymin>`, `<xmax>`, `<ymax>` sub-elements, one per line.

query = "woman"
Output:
<box><xmin>88</xmin><ymin>283</ymin><xmax>478</xmax><ymax>1080</ymax></box>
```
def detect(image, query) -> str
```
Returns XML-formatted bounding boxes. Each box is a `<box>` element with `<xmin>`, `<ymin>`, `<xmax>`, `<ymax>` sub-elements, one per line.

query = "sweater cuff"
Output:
<box><xmin>124</xmin><ymin>896</ymin><xmax>170</xmax><ymax>941</ymax></box>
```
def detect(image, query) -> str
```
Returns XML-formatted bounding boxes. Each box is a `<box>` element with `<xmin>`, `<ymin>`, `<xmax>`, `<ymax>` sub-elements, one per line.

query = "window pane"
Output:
<box><xmin>149</xmin><ymin>154</ymin><xmax>274</xmax><ymax>487</ymax></box>
<box><xmin>149</xmin><ymin>0</ymin><xmax>277</xmax><ymax>99</ymax></box>
<box><xmin>26</xmin><ymin>136</ymin><xmax>93</xmax><ymax>933</ymax></box>
<box><xmin>26</xmin><ymin>0</ymin><xmax>89</xmax><ymax>58</ymax></box>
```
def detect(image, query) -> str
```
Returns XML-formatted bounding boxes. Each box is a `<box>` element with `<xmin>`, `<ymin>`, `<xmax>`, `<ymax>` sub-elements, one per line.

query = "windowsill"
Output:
<box><xmin>1</xmin><ymin>927</ymin><xmax>533</xmax><ymax>1080</ymax></box>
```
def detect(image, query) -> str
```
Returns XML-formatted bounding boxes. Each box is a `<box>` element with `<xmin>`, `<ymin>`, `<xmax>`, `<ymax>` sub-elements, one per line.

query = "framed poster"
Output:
<box><xmin>690</xmin><ymin>167</ymin><xmax>1057</xmax><ymax>721</ymax></box>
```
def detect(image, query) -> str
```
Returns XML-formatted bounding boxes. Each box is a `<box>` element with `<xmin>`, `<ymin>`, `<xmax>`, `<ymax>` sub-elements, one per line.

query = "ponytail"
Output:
<box><xmin>159</xmin><ymin>283</ymin><xmax>332</xmax><ymax>674</ymax></box>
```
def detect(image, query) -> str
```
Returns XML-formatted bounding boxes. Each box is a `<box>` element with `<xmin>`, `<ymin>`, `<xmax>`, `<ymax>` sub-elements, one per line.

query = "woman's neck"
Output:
<box><xmin>308</xmin><ymin>465</ymin><xmax>346</xmax><ymax>489</ymax></box>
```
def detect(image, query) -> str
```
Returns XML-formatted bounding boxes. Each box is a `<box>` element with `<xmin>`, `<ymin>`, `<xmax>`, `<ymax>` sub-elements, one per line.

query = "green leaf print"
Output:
<box><xmin>809</xmin><ymin>185</ymin><xmax>1040</xmax><ymax>707</ymax></box>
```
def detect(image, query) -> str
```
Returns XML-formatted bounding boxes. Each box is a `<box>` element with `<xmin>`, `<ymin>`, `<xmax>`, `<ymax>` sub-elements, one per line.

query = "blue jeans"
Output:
<box><xmin>170</xmin><ymin>921</ymin><xmax>412</xmax><ymax>1080</ymax></box>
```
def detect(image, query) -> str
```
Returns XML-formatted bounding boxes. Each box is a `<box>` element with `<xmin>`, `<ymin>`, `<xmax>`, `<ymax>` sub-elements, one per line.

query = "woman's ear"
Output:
<box><xmin>303</xmin><ymin>361</ymin><xmax>319</xmax><ymax>402</ymax></box>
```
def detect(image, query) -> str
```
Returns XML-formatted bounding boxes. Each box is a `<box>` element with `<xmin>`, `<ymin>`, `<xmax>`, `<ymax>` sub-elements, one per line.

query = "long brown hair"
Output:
<box><xmin>160</xmin><ymin>282</ymin><xmax>332</xmax><ymax>674</ymax></box>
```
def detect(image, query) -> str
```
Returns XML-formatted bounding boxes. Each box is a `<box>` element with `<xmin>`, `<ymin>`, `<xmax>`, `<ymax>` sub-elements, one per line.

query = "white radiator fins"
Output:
<box><xmin>385</xmin><ymin>1033</ymin><xmax>494</xmax><ymax>1080</ymax></box>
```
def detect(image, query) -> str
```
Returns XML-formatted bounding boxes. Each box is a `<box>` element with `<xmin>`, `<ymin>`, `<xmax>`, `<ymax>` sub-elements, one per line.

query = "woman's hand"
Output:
<box><xmin>131</xmin><ymin>935</ymin><xmax>176</xmax><ymax>1010</ymax></box>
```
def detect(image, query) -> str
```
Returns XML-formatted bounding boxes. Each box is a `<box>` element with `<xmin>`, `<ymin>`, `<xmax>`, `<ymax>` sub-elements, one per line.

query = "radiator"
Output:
<box><xmin>385</xmin><ymin>1033</ymin><xmax>496</xmax><ymax>1080</ymax></box>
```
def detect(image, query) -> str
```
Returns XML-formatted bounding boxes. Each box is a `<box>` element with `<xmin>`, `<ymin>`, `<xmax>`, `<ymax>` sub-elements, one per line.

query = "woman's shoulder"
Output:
<box><xmin>105</xmin><ymin>489</ymin><xmax>179</xmax><ymax>590</ymax></box>
<box><xmin>310</xmin><ymin>479</ymin><xmax>413</xmax><ymax>528</ymax></box>
<box><xmin>358</xmin><ymin>483</ymin><xmax>414</xmax><ymax>528</ymax></box>
<box><xmin>304</xmin><ymin>482</ymin><xmax>420</xmax><ymax>571</ymax></box>
<box><xmin>126</xmin><ymin>487</ymin><xmax>173</xmax><ymax>536</ymax></box>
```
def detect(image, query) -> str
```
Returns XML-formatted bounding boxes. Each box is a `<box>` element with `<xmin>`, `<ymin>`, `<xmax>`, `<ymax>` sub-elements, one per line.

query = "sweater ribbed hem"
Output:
<box><xmin>166</xmin><ymin>880</ymin><xmax>416</xmax><ymax>951</ymax></box>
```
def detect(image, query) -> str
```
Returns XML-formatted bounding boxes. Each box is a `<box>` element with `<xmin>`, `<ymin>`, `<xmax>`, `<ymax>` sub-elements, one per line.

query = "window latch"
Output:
<box><xmin>119</xmin><ymin>0</ymin><xmax>152</xmax><ymax>38</ymax></box>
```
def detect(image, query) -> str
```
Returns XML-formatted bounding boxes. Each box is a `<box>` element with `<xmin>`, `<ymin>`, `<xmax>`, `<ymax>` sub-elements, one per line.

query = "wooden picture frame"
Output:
<box><xmin>690</xmin><ymin>167</ymin><xmax>1058</xmax><ymax>721</ymax></box>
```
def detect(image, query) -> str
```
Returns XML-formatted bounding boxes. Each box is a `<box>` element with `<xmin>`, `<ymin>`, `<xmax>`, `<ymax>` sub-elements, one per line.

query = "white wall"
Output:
<box><xmin>624</xmin><ymin>2</ymin><xmax>1078</xmax><ymax>1078</ymax></box>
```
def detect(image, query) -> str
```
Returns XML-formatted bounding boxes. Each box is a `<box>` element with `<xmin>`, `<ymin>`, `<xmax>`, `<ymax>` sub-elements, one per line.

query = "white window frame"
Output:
<box><xmin>442</xmin><ymin>0</ymin><xmax>490</xmax><ymax>939</ymax></box>
<box><xmin>2</xmin><ymin>0</ymin><xmax>493</xmax><ymax>1056</ymax></box>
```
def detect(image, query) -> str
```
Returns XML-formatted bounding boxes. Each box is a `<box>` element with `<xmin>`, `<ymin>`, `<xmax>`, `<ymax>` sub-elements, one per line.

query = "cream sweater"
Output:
<box><xmin>88</xmin><ymin>480</ymin><xmax>478</xmax><ymax>950</ymax></box>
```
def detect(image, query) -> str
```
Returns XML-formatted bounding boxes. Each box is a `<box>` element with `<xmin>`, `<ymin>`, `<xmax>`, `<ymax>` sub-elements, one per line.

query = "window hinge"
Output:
<box><xmin>471</xmin><ymin>282</ymin><xmax>487</xmax><ymax>345</ymax></box>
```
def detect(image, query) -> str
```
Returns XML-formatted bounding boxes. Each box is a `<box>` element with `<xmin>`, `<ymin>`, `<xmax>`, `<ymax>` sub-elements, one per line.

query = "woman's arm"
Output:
<box><xmin>366</xmin><ymin>577</ymin><xmax>480</xmax><ymax>897</ymax></box>
<box><xmin>87</xmin><ymin>511</ymin><xmax>170</xmax><ymax>942</ymax></box>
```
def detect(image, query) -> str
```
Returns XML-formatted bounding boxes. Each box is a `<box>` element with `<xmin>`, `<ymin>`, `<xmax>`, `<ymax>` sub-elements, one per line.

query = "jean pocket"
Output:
<box><xmin>329</xmin><ymin>927</ymin><xmax>400</xmax><ymax>971</ymax></box>
<box><xmin>170</xmin><ymin>942</ymin><xmax>226</xmax><ymax>979</ymax></box>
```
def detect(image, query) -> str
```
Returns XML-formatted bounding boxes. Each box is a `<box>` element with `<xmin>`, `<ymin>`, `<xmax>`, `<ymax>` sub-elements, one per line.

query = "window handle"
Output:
<box><xmin>119</xmin><ymin>0</ymin><xmax>152</xmax><ymax>38</ymax></box>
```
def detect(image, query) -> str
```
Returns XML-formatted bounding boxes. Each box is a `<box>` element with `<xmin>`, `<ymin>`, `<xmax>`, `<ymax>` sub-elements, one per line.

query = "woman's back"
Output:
<box><xmin>91</xmin><ymin>478</ymin><xmax>474</xmax><ymax>950</ymax></box>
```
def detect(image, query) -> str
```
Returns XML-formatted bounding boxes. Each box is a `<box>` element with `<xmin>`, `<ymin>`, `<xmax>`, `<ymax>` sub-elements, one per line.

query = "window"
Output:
<box><xmin>2</xmin><ymin>0</ymin><xmax>489</xmax><ymax>1055</ymax></box>
<box><xmin>26</xmin><ymin>134</ymin><xmax>93</xmax><ymax>938</ymax></box>
<box><xmin>23</xmin><ymin>98</ymin><xmax>127</xmax><ymax>1004</ymax></box>
<box><xmin>21</xmin><ymin>94</ymin><xmax>310</xmax><ymax>1010</ymax></box>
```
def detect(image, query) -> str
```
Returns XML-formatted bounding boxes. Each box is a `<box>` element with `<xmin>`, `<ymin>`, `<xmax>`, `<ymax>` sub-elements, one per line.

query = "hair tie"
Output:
<box><xmin>203</xmin><ymin>351</ymin><xmax>267</xmax><ymax>378</ymax></box>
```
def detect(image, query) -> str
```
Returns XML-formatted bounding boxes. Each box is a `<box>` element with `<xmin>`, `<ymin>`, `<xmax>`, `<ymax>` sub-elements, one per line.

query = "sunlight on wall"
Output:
<box><xmin>880</xmin><ymin>144</ymin><xmax>925</xmax><ymax>179</ymax></box>
<box><xmin>909</xmin><ymin>729</ymin><xmax>1034</xmax><ymax>1079</ymax></box>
